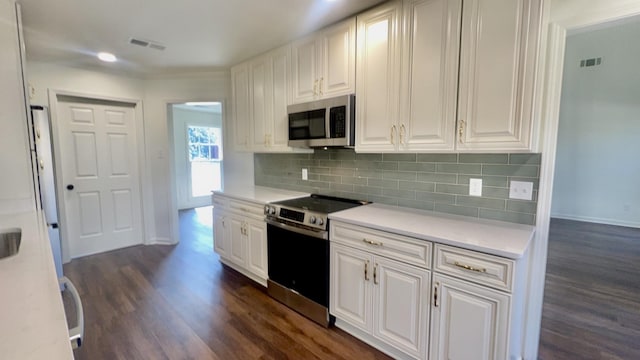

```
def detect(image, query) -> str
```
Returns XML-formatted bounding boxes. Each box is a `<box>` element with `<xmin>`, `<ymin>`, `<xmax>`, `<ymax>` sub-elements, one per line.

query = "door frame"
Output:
<box><xmin>48</xmin><ymin>89</ymin><xmax>152</xmax><ymax>263</ymax></box>
<box><xmin>525</xmin><ymin>3</ymin><xmax>640</xmax><ymax>359</ymax></box>
<box><xmin>166</xmin><ymin>99</ymin><xmax>226</xmax><ymax>244</ymax></box>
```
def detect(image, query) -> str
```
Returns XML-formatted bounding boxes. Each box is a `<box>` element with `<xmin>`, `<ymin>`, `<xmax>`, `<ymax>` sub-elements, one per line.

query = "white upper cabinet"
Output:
<box><xmin>231</xmin><ymin>62</ymin><xmax>250</xmax><ymax>151</ymax></box>
<box><xmin>355</xmin><ymin>1</ymin><xmax>402</xmax><ymax>152</ymax></box>
<box><xmin>356</xmin><ymin>0</ymin><xmax>542</xmax><ymax>153</ymax></box>
<box><xmin>249</xmin><ymin>53</ymin><xmax>272</xmax><ymax>151</ymax></box>
<box><xmin>0</xmin><ymin>1</ymin><xmax>34</xmax><ymax>214</ymax></box>
<box><xmin>231</xmin><ymin>45</ymin><xmax>312</xmax><ymax>153</ymax></box>
<box><xmin>399</xmin><ymin>0</ymin><xmax>461</xmax><ymax>152</ymax></box>
<box><xmin>456</xmin><ymin>0</ymin><xmax>540</xmax><ymax>151</ymax></box>
<box><xmin>291</xmin><ymin>18</ymin><xmax>356</xmax><ymax>103</ymax></box>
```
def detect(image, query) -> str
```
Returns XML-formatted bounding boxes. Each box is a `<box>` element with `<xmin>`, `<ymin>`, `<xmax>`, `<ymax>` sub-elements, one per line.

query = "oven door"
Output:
<box><xmin>266</xmin><ymin>220</ymin><xmax>329</xmax><ymax>307</ymax></box>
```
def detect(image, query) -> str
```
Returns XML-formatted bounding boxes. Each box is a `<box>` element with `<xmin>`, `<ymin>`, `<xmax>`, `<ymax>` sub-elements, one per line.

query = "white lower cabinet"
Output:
<box><xmin>330</xmin><ymin>221</ymin><xmax>526</xmax><ymax>360</ymax></box>
<box><xmin>331</xmin><ymin>243</ymin><xmax>430</xmax><ymax>360</ymax></box>
<box><xmin>213</xmin><ymin>211</ymin><xmax>229</xmax><ymax>258</ymax></box>
<box><xmin>430</xmin><ymin>273</ymin><xmax>510</xmax><ymax>360</ymax></box>
<box><xmin>212</xmin><ymin>195</ymin><xmax>268</xmax><ymax>286</ymax></box>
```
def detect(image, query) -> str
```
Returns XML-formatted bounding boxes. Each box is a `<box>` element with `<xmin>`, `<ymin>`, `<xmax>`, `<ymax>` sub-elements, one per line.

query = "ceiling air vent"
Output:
<box><xmin>129</xmin><ymin>38</ymin><xmax>166</xmax><ymax>51</ymax></box>
<box><xmin>579</xmin><ymin>57</ymin><xmax>602</xmax><ymax>68</ymax></box>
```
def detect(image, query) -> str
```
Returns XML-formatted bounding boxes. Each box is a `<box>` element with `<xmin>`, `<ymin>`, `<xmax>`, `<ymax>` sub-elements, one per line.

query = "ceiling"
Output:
<box><xmin>18</xmin><ymin>0</ymin><xmax>385</xmax><ymax>76</ymax></box>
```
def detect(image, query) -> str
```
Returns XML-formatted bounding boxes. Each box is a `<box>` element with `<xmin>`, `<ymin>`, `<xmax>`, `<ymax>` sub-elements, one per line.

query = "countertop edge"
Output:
<box><xmin>329</xmin><ymin>204</ymin><xmax>535</xmax><ymax>260</ymax></box>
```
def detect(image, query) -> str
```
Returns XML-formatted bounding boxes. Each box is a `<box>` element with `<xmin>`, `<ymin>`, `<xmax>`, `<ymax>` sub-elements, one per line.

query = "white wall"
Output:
<box><xmin>172</xmin><ymin>106</ymin><xmax>222</xmax><ymax>209</ymax></box>
<box><xmin>26</xmin><ymin>61</ymin><xmax>254</xmax><ymax>246</ymax></box>
<box><xmin>551</xmin><ymin>19</ymin><xmax>640</xmax><ymax>227</ymax></box>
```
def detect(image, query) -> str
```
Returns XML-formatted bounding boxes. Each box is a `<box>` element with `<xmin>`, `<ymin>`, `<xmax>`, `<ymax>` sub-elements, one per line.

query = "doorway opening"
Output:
<box><xmin>171</xmin><ymin>102</ymin><xmax>223</xmax><ymax>210</ymax></box>
<box><xmin>539</xmin><ymin>15</ymin><xmax>640</xmax><ymax>360</ymax></box>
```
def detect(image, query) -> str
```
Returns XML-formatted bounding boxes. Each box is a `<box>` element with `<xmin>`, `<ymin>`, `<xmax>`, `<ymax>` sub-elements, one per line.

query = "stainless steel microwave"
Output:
<box><xmin>287</xmin><ymin>94</ymin><xmax>355</xmax><ymax>148</ymax></box>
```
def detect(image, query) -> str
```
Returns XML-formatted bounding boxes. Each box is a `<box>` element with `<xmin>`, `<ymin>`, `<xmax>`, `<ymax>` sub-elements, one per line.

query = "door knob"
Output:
<box><xmin>66</xmin><ymin>184</ymin><xmax>75</xmax><ymax>190</ymax></box>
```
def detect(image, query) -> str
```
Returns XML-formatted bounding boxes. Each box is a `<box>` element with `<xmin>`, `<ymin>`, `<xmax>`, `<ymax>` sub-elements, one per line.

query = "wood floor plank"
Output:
<box><xmin>65</xmin><ymin>207</ymin><xmax>392</xmax><ymax>360</ymax></box>
<box><xmin>539</xmin><ymin>218</ymin><xmax>640</xmax><ymax>360</ymax></box>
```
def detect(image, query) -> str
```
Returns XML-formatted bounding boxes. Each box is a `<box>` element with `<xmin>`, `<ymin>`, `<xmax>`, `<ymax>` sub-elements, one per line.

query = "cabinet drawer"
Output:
<box><xmin>434</xmin><ymin>244</ymin><xmax>514</xmax><ymax>292</ymax></box>
<box><xmin>330</xmin><ymin>221</ymin><xmax>431</xmax><ymax>269</ymax></box>
<box><xmin>228</xmin><ymin>199</ymin><xmax>264</xmax><ymax>219</ymax></box>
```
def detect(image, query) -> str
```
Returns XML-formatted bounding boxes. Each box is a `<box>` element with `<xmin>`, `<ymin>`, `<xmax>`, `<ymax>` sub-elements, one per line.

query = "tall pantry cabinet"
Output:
<box><xmin>0</xmin><ymin>0</ymin><xmax>34</xmax><ymax>214</ymax></box>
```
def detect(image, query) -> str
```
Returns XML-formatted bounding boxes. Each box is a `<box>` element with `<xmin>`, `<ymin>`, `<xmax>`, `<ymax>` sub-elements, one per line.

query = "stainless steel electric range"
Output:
<box><xmin>264</xmin><ymin>194</ymin><xmax>369</xmax><ymax>327</ymax></box>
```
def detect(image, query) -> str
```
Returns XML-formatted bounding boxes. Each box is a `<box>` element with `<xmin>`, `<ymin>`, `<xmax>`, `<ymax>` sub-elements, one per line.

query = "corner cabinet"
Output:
<box><xmin>290</xmin><ymin>18</ymin><xmax>356</xmax><ymax>104</ymax></box>
<box><xmin>212</xmin><ymin>194</ymin><xmax>268</xmax><ymax>286</ymax></box>
<box><xmin>355</xmin><ymin>0</ymin><xmax>542</xmax><ymax>153</ymax></box>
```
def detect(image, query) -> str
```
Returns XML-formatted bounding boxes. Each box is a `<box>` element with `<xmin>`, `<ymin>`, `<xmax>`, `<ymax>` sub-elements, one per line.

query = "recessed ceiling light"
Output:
<box><xmin>97</xmin><ymin>52</ymin><xmax>117</xmax><ymax>62</ymax></box>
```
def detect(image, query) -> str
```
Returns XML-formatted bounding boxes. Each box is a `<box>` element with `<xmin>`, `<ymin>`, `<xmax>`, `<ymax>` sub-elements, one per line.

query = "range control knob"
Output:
<box><xmin>264</xmin><ymin>205</ymin><xmax>270</xmax><ymax>214</ymax></box>
<box><xmin>270</xmin><ymin>207</ymin><xmax>276</xmax><ymax>215</ymax></box>
<box><xmin>317</xmin><ymin>218</ymin><xmax>324</xmax><ymax>226</ymax></box>
<box><xmin>309</xmin><ymin>215</ymin><xmax>316</xmax><ymax>224</ymax></box>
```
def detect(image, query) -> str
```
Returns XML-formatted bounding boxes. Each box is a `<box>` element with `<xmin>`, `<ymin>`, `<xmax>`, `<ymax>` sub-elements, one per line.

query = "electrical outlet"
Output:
<box><xmin>302</xmin><ymin>168</ymin><xmax>308</xmax><ymax>180</ymax></box>
<box><xmin>509</xmin><ymin>181</ymin><xmax>533</xmax><ymax>200</ymax></box>
<box><xmin>469</xmin><ymin>178</ymin><xmax>482</xmax><ymax>196</ymax></box>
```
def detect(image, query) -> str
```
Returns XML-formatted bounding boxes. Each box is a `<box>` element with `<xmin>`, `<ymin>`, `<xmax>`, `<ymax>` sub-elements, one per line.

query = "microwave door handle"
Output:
<box><xmin>325</xmin><ymin>107</ymin><xmax>331</xmax><ymax>140</ymax></box>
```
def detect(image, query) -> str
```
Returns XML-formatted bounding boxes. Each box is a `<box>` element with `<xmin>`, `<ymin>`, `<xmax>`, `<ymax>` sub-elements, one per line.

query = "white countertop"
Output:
<box><xmin>213</xmin><ymin>185</ymin><xmax>308</xmax><ymax>204</ymax></box>
<box><xmin>0</xmin><ymin>211</ymin><xmax>73</xmax><ymax>359</ymax></box>
<box><xmin>329</xmin><ymin>203</ymin><xmax>535</xmax><ymax>259</ymax></box>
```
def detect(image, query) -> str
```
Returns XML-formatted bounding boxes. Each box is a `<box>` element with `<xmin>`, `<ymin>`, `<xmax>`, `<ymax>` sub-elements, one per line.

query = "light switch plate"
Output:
<box><xmin>302</xmin><ymin>168</ymin><xmax>308</xmax><ymax>180</ymax></box>
<box><xmin>469</xmin><ymin>178</ymin><xmax>482</xmax><ymax>196</ymax></box>
<box><xmin>509</xmin><ymin>181</ymin><xmax>533</xmax><ymax>200</ymax></box>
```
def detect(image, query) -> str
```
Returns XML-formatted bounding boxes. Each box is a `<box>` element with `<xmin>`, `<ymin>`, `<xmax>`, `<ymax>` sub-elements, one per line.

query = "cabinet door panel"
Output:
<box><xmin>229</xmin><ymin>217</ymin><xmax>246</xmax><ymax>266</ymax></box>
<box><xmin>322</xmin><ymin>19</ymin><xmax>356</xmax><ymax>98</ymax></box>
<box><xmin>355</xmin><ymin>2</ymin><xmax>402</xmax><ymax>152</ymax></box>
<box><xmin>430</xmin><ymin>273</ymin><xmax>510</xmax><ymax>360</ymax></box>
<box><xmin>271</xmin><ymin>46</ymin><xmax>291</xmax><ymax>150</ymax></box>
<box><xmin>246</xmin><ymin>219</ymin><xmax>267</xmax><ymax>280</ymax></box>
<box><xmin>231</xmin><ymin>63</ymin><xmax>250</xmax><ymax>151</ymax></box>
<box><xmin>401</xmin><ymin>0</ymin><xmax>460</xmax><ymax>151</ymax></box>
<box><xmin>213</xmin><ymin>211</ymin><xmax>228</xmax><ymax>258</ymax></box>
<box><xmin>374</xmin><ymin>257</ymin><xmax>429</xmax><ymax>359</ymax></box>
<box><xmin>457</xmin><ymin>0</ymin><xmax>538</xmax><ymax>150</ymax></box>
<box><xmin>291</xmin><ymin>36</ymin><xmax>319</xmax><ymax>103</ymax></box>
<box><xmin>250</xmin><ymin>56</ymin><xmax>272</xmax><ymax>150</ymax></box>
<box><xmin>330</xmin><ymin>244</ymin><xmax>372</xmax><ymax>333</ymax></box>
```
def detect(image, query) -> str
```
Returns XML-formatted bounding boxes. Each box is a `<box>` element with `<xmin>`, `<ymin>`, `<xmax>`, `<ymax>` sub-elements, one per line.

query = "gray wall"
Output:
<box><xmin>551</xmin><ymin>19</ymin><xmax>640</xmax><ymax>228</ymax></box>
<box><xmin>255</xmin><ymin>150</ymin><xmax>540</xmax><ymax>225</ymax></box>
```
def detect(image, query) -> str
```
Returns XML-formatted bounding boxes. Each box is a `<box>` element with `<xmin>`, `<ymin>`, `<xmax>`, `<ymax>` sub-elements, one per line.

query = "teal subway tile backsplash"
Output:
<box><xmin>254</xmin><ymin>149</ymin><xmax>541</xmax><ymax>225</ymax></box>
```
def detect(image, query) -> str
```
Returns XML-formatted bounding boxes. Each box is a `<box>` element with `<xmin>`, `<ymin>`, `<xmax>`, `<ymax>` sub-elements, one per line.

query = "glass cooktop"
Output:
<box><xmin>272</xmin><ymin>194</ymin><xmax>369</xmax><ymax>214</ymax></box>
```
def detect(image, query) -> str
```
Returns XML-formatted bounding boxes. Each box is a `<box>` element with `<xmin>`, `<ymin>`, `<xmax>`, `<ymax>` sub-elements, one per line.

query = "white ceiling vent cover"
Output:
<box><xmin>129</xmin><ymin>38</ymin><xmax>166</xmax><ymax>51</ymax></box>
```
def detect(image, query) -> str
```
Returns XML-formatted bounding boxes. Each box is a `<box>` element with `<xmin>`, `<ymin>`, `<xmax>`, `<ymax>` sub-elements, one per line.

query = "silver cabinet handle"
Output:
<box><xmin>59</xmin><ymin>276</ymin><xmax>84</xmax><ymax>349</ymax></box>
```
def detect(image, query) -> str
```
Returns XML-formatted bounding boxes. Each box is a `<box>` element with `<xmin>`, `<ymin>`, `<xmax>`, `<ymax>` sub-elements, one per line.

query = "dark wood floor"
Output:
<box><xmin>65</xmin><ymin>207</ymin><xmax>392</xmax><ymax>360</ymax></box>
<box><xmin>538</xmin><ymin>218</ymin><xmax>640</xmax><ymax>360</ymax></box>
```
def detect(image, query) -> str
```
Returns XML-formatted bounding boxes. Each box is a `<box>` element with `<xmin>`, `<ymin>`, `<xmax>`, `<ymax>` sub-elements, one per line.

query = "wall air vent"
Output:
<box><xmin>579</xmin><ymin>57</ymin><xmax>602</xmax><ymax>68</ymax></box>
<box><xmin>129</xmin><ymin>38</ymin><xmax>166</xmax><ymax>51</ymax></box>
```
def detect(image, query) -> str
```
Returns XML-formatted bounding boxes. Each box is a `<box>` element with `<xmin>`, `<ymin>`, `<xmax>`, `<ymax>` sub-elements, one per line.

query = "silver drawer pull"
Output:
<box><xmin>362</xmin><ymin>238</ymin><xmax>383</xmax><ymax>246</ymax></box>
<box><xmin>454</xmin><ymin>261</ymin><xmax>486</xmax><ymax>273</ymax></box>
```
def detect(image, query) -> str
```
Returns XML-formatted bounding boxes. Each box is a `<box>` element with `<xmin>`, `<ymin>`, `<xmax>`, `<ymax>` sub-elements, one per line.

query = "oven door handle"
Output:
<box><xmin>265</xmin><ymin>218</ymin><xmax>328</xmax><ymax>240</ymax></box>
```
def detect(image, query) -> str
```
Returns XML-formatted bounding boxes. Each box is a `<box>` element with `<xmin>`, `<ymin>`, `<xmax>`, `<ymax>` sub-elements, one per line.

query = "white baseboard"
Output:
<box><xmin>551</xmin><ymin>213</ymin><xmax>640</xmax><ymax>229</ymax></box>
<box><xmin>149</xmin><ymin>237</ymin><xmax>176</xmax><ymax>245</ymax></box>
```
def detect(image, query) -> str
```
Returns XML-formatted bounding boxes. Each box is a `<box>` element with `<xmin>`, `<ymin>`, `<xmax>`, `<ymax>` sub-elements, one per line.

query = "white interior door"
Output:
<box><xmin>57</xmin><ymin>99</ymin><xmax>143</xmax><ymax>258</ymax></box>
